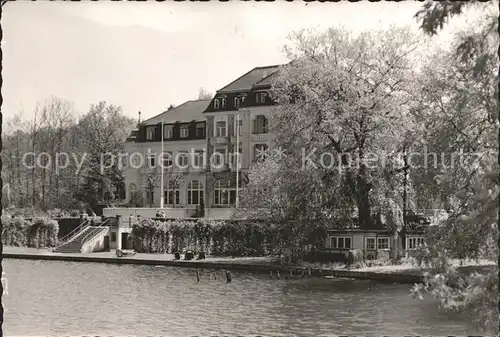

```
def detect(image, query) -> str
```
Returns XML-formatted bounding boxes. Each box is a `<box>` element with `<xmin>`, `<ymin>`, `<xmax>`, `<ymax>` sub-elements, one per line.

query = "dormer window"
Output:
<box><xmin>214</xmin><ymin>99</ymin><xmax>220</xmax><ymax>109</ymax></box>
<box><xmin>256</xmin><ymin>92</ymin><xmax>268</xmax><ymax>104</ymax></box>
<box><xmin>195</xmin><ymin>123</ymin><xmax>205</xmax><ymax>138</ymax></box>
<box><xmin>221</xmin><ymin>98</ymin><xmax>227</xmax><ymax>109</ymax></box>
<box><xmin>146</xmin><ymin>126</ymin><xmax>155</xmax><ymax>140</ymax></box>
<box><xmin>163</xmin><ymin>125</ymin><xmax>173</xmax><ymax>139</ymax></box>
<box><xmin>234</xmin><ymin>97</ymin><xmax>240</xmax><ymax>108</ymax></box>
<box><xmin>180</xmin><ymin>125</ymin><xmax>189</xmax><ymax>138</ymax></box>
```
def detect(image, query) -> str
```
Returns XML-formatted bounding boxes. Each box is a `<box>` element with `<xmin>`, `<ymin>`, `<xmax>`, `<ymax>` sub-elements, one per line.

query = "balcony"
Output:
<box><xmin>173</xmin><ymin>165</ymin><xmax>190</xmax><ymax>173</ymax></box>
<box><xmin>211</xmin><ymin>136</ymin><xmax>229</xmax><ymax>145</ymax></box>
<box><xmin>209</xmin><ymin>162</ymin><xmax>230</xmax><ymax>173</ymax></box>
<box><xmin>139</xmin><ymin>166</ymin><xmax>160</xmax><ymax>175</ymax></box>
<box><xmin>251</xmin><ymin>133</ymin><xmax>269</xmax><ymax>142</ymax></box>
<box><xmin>189</xmin><ymin>165</ymin><xmax>206</xmax><ymax>174</ymax></box>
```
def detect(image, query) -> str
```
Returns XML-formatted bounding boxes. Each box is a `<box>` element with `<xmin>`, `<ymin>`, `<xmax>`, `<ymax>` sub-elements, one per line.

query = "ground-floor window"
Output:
<box><xmin>164</xmin><ymin>181</ymin><xmax>180</xmax><ymax>206</ymax></box>
<box><xmin>377</xmin><ymin>237</ymin><xmax>390</xmax><ymax>250</ymax></box>
<box><xmin>407</xmin><ymin>236</ymin><xmax>425</xmax><ymax>250</ymax></box>
<box><xmin>187</xmin><ymin>180</ymin><xmax>204</xmax><ymax>205</ymax></box>
<box><xmin>330</xmin><ymin>236</ymin><xmax>352</xmax><ymax>249</ymax></box>
<box><xmin>365</xmin><ymin>237</ymin><xmax>376</xmax><ymax>250</ymax></box>
<box><xmin>214</xmin><ymin>179</ymin><xmax>238</xmax><ymax>206</ymax></box>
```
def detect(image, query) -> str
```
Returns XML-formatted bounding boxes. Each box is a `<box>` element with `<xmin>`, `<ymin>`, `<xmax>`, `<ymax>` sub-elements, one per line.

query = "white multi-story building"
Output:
<box><xmin>118</xmin><ymin>65</ymin><xmax>280</xmax><ymax>218</ymax></box>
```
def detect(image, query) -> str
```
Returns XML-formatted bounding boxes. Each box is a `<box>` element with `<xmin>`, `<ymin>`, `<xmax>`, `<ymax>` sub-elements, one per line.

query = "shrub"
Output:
<box><xmin>27</xmin><ymin>218</ymin><xmax>59</xmax><ymax>248</ymax></box>
<box><xmin>2</xmin><ymin>216</ymin><xmax>30</xmax><ymax>246</ymax></box>
<box><xmin>347</xmin><ymin>249</ymin><xmax>364</xmax><ymax>265</ymax></box>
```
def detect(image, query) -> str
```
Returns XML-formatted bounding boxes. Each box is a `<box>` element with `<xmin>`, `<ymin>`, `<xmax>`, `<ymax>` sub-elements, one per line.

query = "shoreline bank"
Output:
<box><xmin>3</xmin><ymin>247</ymin><xmax>494</xmax><ymax>285</ymax></box>
<box><xmin>3</xmin><ymin>251</ymin><xmax>424</xmax><ymax>284</ymax></box>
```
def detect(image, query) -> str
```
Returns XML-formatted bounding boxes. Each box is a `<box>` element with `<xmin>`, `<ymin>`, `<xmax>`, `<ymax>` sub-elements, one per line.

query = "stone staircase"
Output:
<box><xmin>53</xmin><ymin>226</ymin><xmax>107</xmax><ymax>253</ymax></box>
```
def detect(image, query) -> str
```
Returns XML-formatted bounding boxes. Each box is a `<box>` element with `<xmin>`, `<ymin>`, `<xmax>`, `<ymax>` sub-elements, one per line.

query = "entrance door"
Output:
<box><xmin>121</xmin><ymin>233</ymin><xmax>129</xmax><ymax>249</ymax></box>
<box><xmin>103</xmin><ymin>236</ymin><xmax>110</xmax><ymax>251</ymax></box>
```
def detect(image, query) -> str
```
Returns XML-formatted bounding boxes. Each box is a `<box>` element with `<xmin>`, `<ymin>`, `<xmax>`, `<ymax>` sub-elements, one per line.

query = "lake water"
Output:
<box><xmin>3</xmin><ymin>259</ymin><xmax>480</xmax><ymax>336</ymax></box>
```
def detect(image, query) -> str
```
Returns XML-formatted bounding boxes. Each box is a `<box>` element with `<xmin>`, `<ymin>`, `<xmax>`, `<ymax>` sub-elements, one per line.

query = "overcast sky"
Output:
<box><xmin>2</xmin><ymin>1</ymin><xmax>487</xmax><ymax>123</ymax></box>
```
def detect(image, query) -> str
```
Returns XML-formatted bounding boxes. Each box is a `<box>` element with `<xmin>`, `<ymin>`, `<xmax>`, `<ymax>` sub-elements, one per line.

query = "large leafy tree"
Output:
<box><xmin>238</xmin><ymin>27</ymin><xmax>425</xmax><ymax>261</ymax></box>
<box><xmin>75</xmin><ymin>101</ymin><xmax>135</xmax><ymax>210</ymax></box>
<box><xmin>237</xmin><ymin>152</ymin><xmax>330</xmax><ymax>262</ymax></box>
<box><xmin>270</xmin><ymin>27</ymin><xmax>421</xmax><ymax>230</ymax></box>
<box><xmin>411</xmin><ymin>2</ymin><xmax>499</xmax><ymax>332</ymax></box>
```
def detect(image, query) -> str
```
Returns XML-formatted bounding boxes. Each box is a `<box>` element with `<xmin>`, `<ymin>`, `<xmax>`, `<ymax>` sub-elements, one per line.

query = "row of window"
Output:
<box><xmin>145</xmin><ymin>116</ymin><xmax>269</xmax><ymax>141</ymax></box>
<box><xmin>132</xmin><ymin>179</ymin><xmax>241</xmax><ymax>207</ymax></box>
<box><xmin>146</xmin><ymin>151</ymin><xmax>205</xmax><ymax>168</ymax></box>
<box><xmin>365</xmin><ymin>237</ymin><xmax>389</xmax><ymax>250</ymax></box>
<box><xmin>329</xmin><ymin>236</ymin><xmax>390</xmax><ymax>250</ymax></box>
<box><xmin>407</xmin><ymin>237</ymin><xmax>425</xmax><ymax>250</ymax></box>
<box><xmin>214</xmin><ymin>115</ymin><xmax>268</xmax><ymax>137</ymax></box>
<box><xmin>212</xmin><ymin>92</ymin><xmax>268</xmax><ymax>110</ymax></box>
<box><xmin>165</xmin><ymin>179</ymin><xmax>240</xmax><ymax>206</ymax></box>
<box><xmin>146</xmin><ymin>123</ymin><xmax>205</xmax><ymax>141</ymax></box>
<box><xmin>329</xmin><ymin>236</ymin><xmax>426</xmax><ymax>250</ymax></box>
<box><xmin>143</xmin><ymin>144</ymin><xmax>267</xmax><ymax>168</ymax></box>
<box><xmin>142</xmin><ymin>180</ymin><xmax>204</xmax><ymax>206</ymax></box>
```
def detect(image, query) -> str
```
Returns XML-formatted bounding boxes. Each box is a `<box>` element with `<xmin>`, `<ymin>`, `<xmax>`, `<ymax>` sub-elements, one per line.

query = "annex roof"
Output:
<box><xmin>141</xmin><ymin>99</ymin><xmax>211</xmax><ymax>125</ymax></box>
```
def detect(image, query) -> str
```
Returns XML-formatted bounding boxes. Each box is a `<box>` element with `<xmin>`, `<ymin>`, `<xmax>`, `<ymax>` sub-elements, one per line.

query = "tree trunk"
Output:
<box><xmin>497</xmin><ymin>54</ymin><xmax>500</xmax><ymax>334</ymax></box>
<box><xmin>357</xmin><ymin>164</ymin><xmax>371</xmax><ymax>230</ymax></box>
<box><xmin>16</xmin><ymin>135</ymin><xmax>24</xmax><ymax>207</ymax></box>
<box><xmin>41</xmin><ymin>165</ymin><xmax>46</xmax><ymax>210</ymax></box>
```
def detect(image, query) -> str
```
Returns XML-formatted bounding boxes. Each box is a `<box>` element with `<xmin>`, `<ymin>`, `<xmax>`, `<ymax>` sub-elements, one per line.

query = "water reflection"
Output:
<box><xmin>4</xmin><ymin>260</ymin><xmax>478</xmax><ymax>336</ymax></box>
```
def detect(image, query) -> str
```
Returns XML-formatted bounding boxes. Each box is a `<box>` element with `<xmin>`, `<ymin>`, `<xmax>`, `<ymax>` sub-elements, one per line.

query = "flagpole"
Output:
<box><xmin>160</xmin><ymin>116</ymin><xmax>164</xmax><ymax>209</ymax></box>
<box><xmin>235</xmin><ymin>111</ymin><xmax>240</xmax><ymax>209</ymax></box>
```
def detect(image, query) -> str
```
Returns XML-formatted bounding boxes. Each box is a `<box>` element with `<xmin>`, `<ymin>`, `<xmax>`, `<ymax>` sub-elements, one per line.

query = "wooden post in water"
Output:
<box><xmin>225</xmin><ymin>271</ymin><xmax>232</xmax><ymax>283</ymax></box>
<box><xmin>213</xmin><ymin>272</ymin><xmax>217</xmax><ymax>280</ymax></box>
<box><xmin>276</xmin><ymin>270</ymin><xmax>280</xmax><ymax>280</ymax></box>
<box><xmin>308</xmin><ymin>267</ymin><xmax>312</xmax><ymax>277</ymax></box>
<box><xmin>196</xmin><ymin>270</ymin><xmax>200</xmax><ymax>282</ymax></box>
<box><xmin>269</xmin><ymin>271</ymin><xmax>273</xmax><ymax>280</ymax></box>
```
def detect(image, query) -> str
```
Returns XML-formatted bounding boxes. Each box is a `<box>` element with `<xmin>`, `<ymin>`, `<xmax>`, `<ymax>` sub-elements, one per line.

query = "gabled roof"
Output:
<box><xmin>216</xmin><ymin>65</ymin><xmax>281</xmax><ymax>93</ymax></box>
<box><xmin>141</xmin><ymin>99</ymin><xmax>211</xmax><ymax>125</ymax></box>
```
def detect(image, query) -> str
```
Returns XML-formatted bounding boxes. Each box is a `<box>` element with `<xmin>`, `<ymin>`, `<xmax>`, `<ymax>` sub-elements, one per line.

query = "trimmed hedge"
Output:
<box><xmin>303</xmin><ymin>249</ymin><xmax>364</xmax><ymax>264</ymax></box>
<box><xmin>131</xmin><ymin>218</ymin><xmax>281</xmax><ymax>256</ymax></box>
<box><xmin>132</xmin><ymin>218</ymin><xmax>171</xmax><ymax>253</ymax></box>
<box><xmin>2</xmin><ymin>216</ymin><xmax>59</xmax><ymax>248</ymax></box>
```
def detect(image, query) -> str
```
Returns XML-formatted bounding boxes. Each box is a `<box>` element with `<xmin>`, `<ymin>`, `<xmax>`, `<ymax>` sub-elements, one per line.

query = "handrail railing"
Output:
<box><xmin>59</xmin><ymin>218</ymin><xmax>90</xmax><ymax>243</ymax></box>
<box><xmin>80</xmin><ymin>219</ymin><xmax>110</xmax><ymax>246</ymax></box>
<box><xmin>52</xmin><ymin>218</ymin><xmax>91</xmax><ymax>250</ymax></box>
